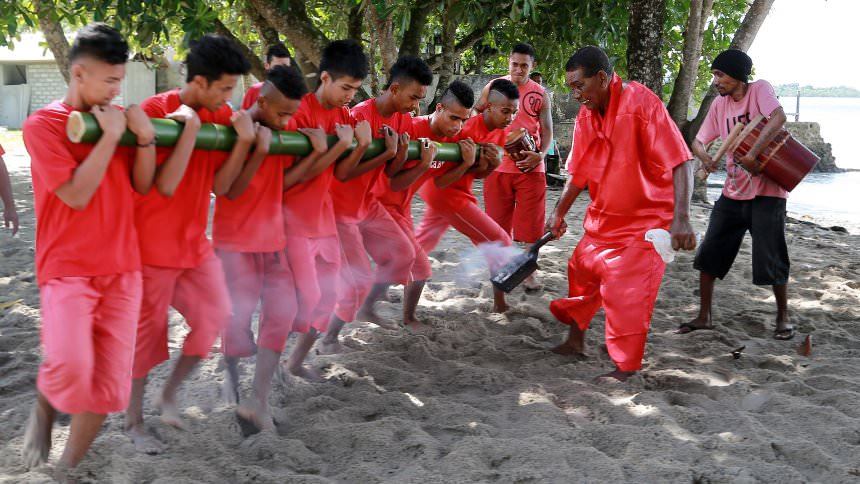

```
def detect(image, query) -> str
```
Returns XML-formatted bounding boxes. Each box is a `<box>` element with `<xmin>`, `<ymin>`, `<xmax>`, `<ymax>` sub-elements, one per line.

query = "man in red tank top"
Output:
<box><xmin>477</xmin><ymin>42</ymin><xmax>554</xmax><ymax>289</ymax></box>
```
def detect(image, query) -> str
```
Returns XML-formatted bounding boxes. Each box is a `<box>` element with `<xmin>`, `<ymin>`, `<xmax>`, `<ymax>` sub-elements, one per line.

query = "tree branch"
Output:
<box><xmin>213</xmin><ymin>18</ymin><xmax>266</xmax><ymax>80</ymax></box>
<box><xmin>32</xmin><ymin>0</ymin><xmax>71</xmax><ymax>84</ymax></box>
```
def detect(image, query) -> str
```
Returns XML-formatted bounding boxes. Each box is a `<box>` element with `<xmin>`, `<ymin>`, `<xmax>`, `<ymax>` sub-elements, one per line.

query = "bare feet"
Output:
<box><xmin>594</xmin><ymin>369</ymin><xmax>636</xmax><ymax>382</ymax></box>
<box><xmin>403</xmin><ymin>318</ymin><xmax>431</xmax><ymax>333</ymax></box>
<box><xmin>283</xmin><ymin>363</ymin><xmax>325</xmax><ymax>383</ymax></box>
<box><xmin>316</xmin><ymin>340</ymin><xmax>354</xmax><ymax>355</ymax></box>
<box><xmin>550</xmin><ymin>324</ymin><xmax>585</xmax><ymax>356</ymax></box>
<box><xmin>676</xmin><ymin>314</ymin><xmax>713</xmax><ymax>334</ymax></box>
<box><xmin>357</xmin><ymin>307</ymin><xmax>396</xmax><ymax>330</ymax></box>
<box><xmin>22</xmin><ymin>401</ymin><xmax>54</xmax><ymax>469</ymax></box>
<box><xmin>523</xmin><ymin>274</ymin><xmax>542</xmax><ymax>292</ymax></box>
<box><xmin>236</xmin><ymin>399</ymin><xmax>275</xmax><ymax>432</ymax></box>
<box><xmin>155</xmin><ymin>397</ymin><xmax>187</xmax><ymax>430</ymax></box>
<box><xmin>126</xmin><ymin>424</ymin><xmax>165</xmax><ymax>455</ymax></box>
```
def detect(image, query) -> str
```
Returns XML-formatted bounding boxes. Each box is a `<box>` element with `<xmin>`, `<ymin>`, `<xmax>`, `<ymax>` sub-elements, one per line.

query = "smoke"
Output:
<box><xmin>455</xmin><ymin>242</ymin><xmax>522</xmax><ymax>285</ymax></box>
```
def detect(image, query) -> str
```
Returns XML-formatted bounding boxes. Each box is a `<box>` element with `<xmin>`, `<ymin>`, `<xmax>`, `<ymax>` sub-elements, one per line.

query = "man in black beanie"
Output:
<box><xmin>679</xmin><ymin>48</ymin><xmax>793</xmax><ymax>340</ymax></box>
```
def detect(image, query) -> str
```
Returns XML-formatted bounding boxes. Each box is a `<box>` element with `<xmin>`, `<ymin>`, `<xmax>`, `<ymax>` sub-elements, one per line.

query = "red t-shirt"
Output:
<box><xmin>492</xmin><ymin>76</ymin><xmax>546</xmax><ymax>173</ymax></box>
<box><xmin>566</xmin><ymin>75</ymin><xmax>692</xmax><ymax>243</ymax></box>
<box><xmin>377</xmin><ymin>116</ymin><xmax>453</xmax><ymax>215</ymax></box>
<box><xmin>419</xmin><ymin>114</ymin><xmax>507</xmax><ymax>209</ymax></box>
<box><xmin>242</xmin><ymin>82</ymin><xmax>263</xmax><ymax>110</ymax></box>
<box><xmin>282</xmin><ymin>92</ymin><xmax>351</xmax><ymax>237</ymax></box>
<box><xmin>24</xmin><ymin>101</ymin><xmax>141</xmax><ymax>284</ymax></box>
<box><xmin>331</xmin><ymin>98</ymin><xmax>413</xmax><ymax>222</ymax></box>
<box><xmin>0</xmin><ymin>143</ymin><xmax>4</xmax><ymax>156</ymax></box>
<box><xmin>135</xmin><ymin>89</ymin><xmax>232</xmax><ymax>268</ymax></box>
<box><xmin>213</xmin><ymin>154</ymin><xmax>288</xmax><ymax>253</ymax></box>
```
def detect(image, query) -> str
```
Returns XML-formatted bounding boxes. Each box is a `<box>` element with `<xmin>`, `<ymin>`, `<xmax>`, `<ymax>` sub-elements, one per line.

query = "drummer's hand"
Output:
<box><xmin>516</xmin><ymin>151</ymin><xmax>543</xmax><ymax>172</ymax></box>
<box><xmin>545</xmin><ymin>213</ymin><xmax>567</xmax><ymax>240</ymax></box>
<box><xmin>737</xmin><ymin>154</ymin><xmax>761</xmax><ymax>175</ymax></box>
<box><xmin>670</xmin><ymin>217</ymin><xmax>697</xmax><ymax>251</ymax></box>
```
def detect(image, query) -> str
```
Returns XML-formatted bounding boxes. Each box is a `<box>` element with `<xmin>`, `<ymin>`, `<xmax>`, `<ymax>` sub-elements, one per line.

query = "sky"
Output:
<box><xmin>748</xmin><ymin>0</ymin><xmax>860</xmax><ymax>89</ymax></box>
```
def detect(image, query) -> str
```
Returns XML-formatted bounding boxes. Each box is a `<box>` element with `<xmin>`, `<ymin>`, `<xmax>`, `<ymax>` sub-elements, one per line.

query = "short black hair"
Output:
<box><xmin>488</xmin><ymin>78</ymin><xmax>520</xmax><ymax>101</ymax></box>
<box><xmin>267</xmin><ymin>65</ymin><xmax>307</xmax><ymax>100</ymax></box>
<box><xmin>266</xmin><ymin>43</ymin><xmax>292</xmax><ymax>64</ymax></box>
<box><xmin>440</xmin><ymin>80</ymin><xmax>474</xmax><ymax>109</ymax></box>
<box><xmin>511</xmin><ymin>42</ymin><xmax>536</xmax><ymax>59</ymax></box>
<box><xmin>186</xmin><ymin>34</ymin><xmax>251</xmax><ymax>83</ymax></box>
<box><xmin>385</xmin><ymin>56</ymin><xmax>433</xmax><ymax>90</ymax></box>
<box><xmin>68</xmin><ymin>23</ymin><xmax>129</xmax><ymax>65</ymax></box>
<box><xmin>319</xmin><ymin>39</ymin><xmax>368</xmax><ymax>81</ymax></box>
<box><xmin>529</xmin><ymin>71</ymin><xmax>542</xmax><ymax>80</ymax></box>
<box><xmin>565</xmin><ymin>46</ymin><xmax>612</xmax><ymax>77</ymax></box>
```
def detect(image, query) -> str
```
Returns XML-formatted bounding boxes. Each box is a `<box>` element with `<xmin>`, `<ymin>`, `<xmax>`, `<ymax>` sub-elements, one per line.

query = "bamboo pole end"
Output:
<box><xmin>67</xmin><ymin>111</ymin><xmax>87</xmax><ymax>144</ymax></box>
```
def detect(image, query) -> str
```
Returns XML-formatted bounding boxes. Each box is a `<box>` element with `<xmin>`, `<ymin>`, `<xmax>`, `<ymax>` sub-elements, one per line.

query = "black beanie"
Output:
<box><xmin>711</xmin><ymin>49</ymin><xmax>752</xmax><ymax>83</ymax></box>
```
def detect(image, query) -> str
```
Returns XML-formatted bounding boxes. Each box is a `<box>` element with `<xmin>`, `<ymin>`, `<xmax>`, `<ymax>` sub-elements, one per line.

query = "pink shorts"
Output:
<box><xmin>484</xmin><ymin>171</ymin><xmax>547</xmax><ymax>243</ymax></box>
<box><xmin>38</xmin><ymin>271</ymin><xmax>142</xmax><ymax>414</ymax></box>
<box><xmin>133</xmin><ymin>254</ymin><xmax>231</xmax><ymax>379</ymax></box>
<box><xmin>217</xmin><ymin>250</ymin><xmax>297</xmax><ymax>357</ymax></box>
<box><xmin>333</xmin><ymin>201</ymin><xmax>415</xmax><ymax>323</ymax></box>
<box><xmin>382</xmin><ymin>204</ymin><xmax>432</xmax><ymax>282</ymax></box>
<box><xmin>416</xmin><ymin>199</ymin><xmax>513</xmax><ymax>272</ymax></box>
<box><xmin>549</xmin><ymin>235</ymin><xmax>666</xmax><ymax>371</ymax></box>
<box><xmin>284</xmin><ymin>234</ymin><xmax>340</xmax><ymax>333</ymax></box>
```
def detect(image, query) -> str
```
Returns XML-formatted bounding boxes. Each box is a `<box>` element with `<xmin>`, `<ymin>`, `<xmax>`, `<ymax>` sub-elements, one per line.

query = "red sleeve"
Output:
<box><xmin>24</xmin><ymin>115</ymin><xmax>79</xmax><ymax>193</ymax></box>
<box><xmin>644</xmin><ymin>100</ymin><xmax>692</xmax><ymax>172</ymax></box>
<box><xmin>0</xmin><ymin>144</ymin><xmax>5</xmax><ymax>156</ymax></box>
<box><xmin>566</xmin><ymin>111</ymin><xmax>590</xmax><ymax>189</ymax></box>
<box><xmin>241</xmin><ymin>84</ymin><xmax>261</xmax><ymax>110</ymax></box>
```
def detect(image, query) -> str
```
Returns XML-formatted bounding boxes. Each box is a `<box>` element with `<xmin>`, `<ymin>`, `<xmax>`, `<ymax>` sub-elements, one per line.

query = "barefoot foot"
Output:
<box><xmin>155</xmin><ymin>398</ymin><xmax>187</xmax><ymax>430</ymax></box>
<box><xmin>236</xmin><ymin>400</ymin><xmax>276</xmax><ymax>432</ymax></box>
<box><xmin>284</xmin><ymin>363</ymin><xmax>325</xmax><ymax>383</ymax></box>
<box><xmin>316</xmin><ymin>340</ymin><xmax>354</xmax><ymax>355</ymax></box>
<box><xmin>594</xmin><ymin>369</ymin><xmax>636</xmax><ymax>382</ymax></box>
<box><xmin>22</xmin><ymin>403</ymin><xmax>53</xmax><ymax>469</ymax></box>
<box><xmin>356</xmin><ymin>308</ymin><xmax>396</xmax><ymax>330</ymax></box>
<box><xmin>126</xmin><ymin>424</ymin><xmax>165</xmax><ymax>455</ymax></box>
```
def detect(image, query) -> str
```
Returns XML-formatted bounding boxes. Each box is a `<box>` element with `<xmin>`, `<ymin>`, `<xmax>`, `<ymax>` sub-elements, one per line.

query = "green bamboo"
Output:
<box><xmin>67</xmin><ymin>112</ymin><xmax>474</xmax><ymax>162</ymax></box>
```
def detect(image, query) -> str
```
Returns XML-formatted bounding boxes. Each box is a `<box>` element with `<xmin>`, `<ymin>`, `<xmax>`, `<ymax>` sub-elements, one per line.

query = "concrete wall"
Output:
<box><xmin>26</xmin><ymin>63</ymin><xmax>67</xmax><ymax>113</ymax></box>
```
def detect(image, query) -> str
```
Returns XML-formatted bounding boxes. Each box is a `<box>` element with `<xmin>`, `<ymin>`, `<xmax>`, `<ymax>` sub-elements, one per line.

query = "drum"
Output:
<box><xmin>504</xmin><ymin>128</ymin><xmax>536</xmax><ymax>166</ymax></box>
<box><xmin>732</xmin><ymin>115</ymin><xmax>820</xmax><ymax>192</ymax></box>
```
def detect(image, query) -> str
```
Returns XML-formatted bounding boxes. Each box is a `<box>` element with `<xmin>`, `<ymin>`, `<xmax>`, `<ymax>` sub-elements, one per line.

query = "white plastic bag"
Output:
<box><xmin>645</xmin><ymin>228</ymin><xmax>675</xmax><ymax>263</ymax></box>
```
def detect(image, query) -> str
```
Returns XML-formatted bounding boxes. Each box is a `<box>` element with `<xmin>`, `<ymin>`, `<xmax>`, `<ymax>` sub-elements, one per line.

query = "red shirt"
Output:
<box><xmin>135</xmin><ymin>89</ymin><xmax>232</xmax><ymax>268</ymax></box>
<box><xmin>377</xmin><ymin>116</ymin><xmax>453</xmax><ymax>215</ymax></box>
<box><xmin>420</xmin><ymin>114</ymin><xmax>507</xmax><ymax>209</ymax></box>
<box><xmin>282</xmin><ymin>92</ymin><xmax>351</xmax><ymax>237</ymax></box>
<box><xmin>24</xmin><ymin>101</ymin><xmax>140</xmax><ymax>284</ymax></box>
<box><xmin>213</xmin><ymin>154</ymin><xmax>288</xmax><ymax>253</ymax></box>
<box><xmin>494</xmin><ymin>76</ymin><xmax>546</xmax><ymax>173</ymax></box>
<box><xmin>332</xmin><ymin>98</ymin><xmax>412</xmax><ymax>222</ymax></box>
<box><xmin>242</xmin><ymin>82</ymin><xmax>263</xmax><ymax>110</ymax></box>
<box><xmin>566</xmin><ymin>75</ymin><xmax>691</xmax><ymax>243</ymax></box>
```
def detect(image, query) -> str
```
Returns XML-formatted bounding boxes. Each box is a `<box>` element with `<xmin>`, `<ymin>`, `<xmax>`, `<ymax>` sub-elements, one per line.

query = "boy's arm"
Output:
<box><xmin>333</xmin><ymin>120</ymin><xmax>372</xmax><ymax>181</ymax></box>
<box><xmin>53</xmin><ymin>105</ymin><xmax>127</xmax><ymax>210</ymax></box>
<box><xmin>213</xmin><ymin>110</ymin><xmax>256</xmax><ymax>196</ymax></box>
<box><xmin>299</xmin><ymin>123</ymin><xmax>354</xmax><ymax>183</ymax></box>
<box><xmin>434</xmin><ymin>139</ymin><xmax>477</xmax><ymax>189</ymax></box>
<box><xmin>153</xmin><ymin>105</ymin><xmax>201</xmax><ymax>197</ymax></box>
<box><xmin>125</xmin><ymin>104</ymin><xmax>157</xmax><ymax>195</ymax></box>
<box><xmin>0</xmin><ymin>154</ymin><xmax>18</xmax><ymax>235</ymax></box>
<box><xmin>284</xmin><ymin>128</ymin><xmax>328</xmax><ymax>189</ymax></box>
<box><xmin>225</xmin><ymin>124</ymin><xmax>272</xmax><ymax>200</ymax></box>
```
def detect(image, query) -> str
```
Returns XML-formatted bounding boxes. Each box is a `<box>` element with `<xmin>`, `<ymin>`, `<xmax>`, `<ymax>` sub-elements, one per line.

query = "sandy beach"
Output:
<box><xmin>2</xmin><ymin>136</ymin><xmax>860</xmax><ymax>482</ymax></box>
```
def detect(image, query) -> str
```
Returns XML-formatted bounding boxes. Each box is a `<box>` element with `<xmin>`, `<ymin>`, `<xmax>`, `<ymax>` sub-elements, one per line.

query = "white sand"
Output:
<box><xmin>2</xmin><ymin>148</ymin><xmax>860</xmax><ymax>482</ymax></box>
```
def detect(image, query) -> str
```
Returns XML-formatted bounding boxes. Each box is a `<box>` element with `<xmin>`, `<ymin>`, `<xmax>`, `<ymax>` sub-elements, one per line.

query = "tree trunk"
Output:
<box><xmin>243</xmin><ymin>1</ymin><xmax>281</xmax><ymax>48</ymax></box>
<box><xmin>33</xmin><ymin>0</ymin><xmax>71</xmax><ymax>84</ymax></box>
<box><xmin>666</xmin><ymin>0</ymin><xmax>714</xmax><ymax>126</ymax></box>
<box><xmin>430</xmin><ymin>0</ymin><xmax>457</xmax><ymax>106</ymax></box>
<box><xmin>348</xmin><ymin>0</ymin><xmax>365</xmax><ymax>41</ymax></box>
<box><xmin>399</xmin><ymin>0</ymin><xmax>437</xmax><ymax>58</ymax></box>
<box><xmin>213</xmin><ymin>19</ymin><xmax>266</xmax><ymax>81</ymax></box>
<box><xmin>247</xmin><ymin>0</ymin><xmax>328</xmax><ymax>72</ymax></box>
<box><xmin>686</xmin><ymin>0</ymin><xmax>776</xmax><ymax>202</ymax></box>
<box><xmin>626</xmin><ymin>0</ymin><xmax>667</xmax><ymax>97</ymax></box>
<box><xmin>426</xmin><ymin>2</ymin><xmax>512</xmax><ymax>70</ymax></box>
<box><xmin>684</xmin><ymin>0</ymin><xmax>776</xmax><ymax>143</ymax></box>
<box><xmin>367</xmin><ymin>1</ymin><xmax>397</xmax><ymax>74</ymax></box>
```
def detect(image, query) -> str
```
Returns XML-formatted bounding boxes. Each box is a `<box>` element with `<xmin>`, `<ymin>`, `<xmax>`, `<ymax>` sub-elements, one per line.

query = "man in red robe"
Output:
<box><xmin>547</xmin><ymin>46</ymin><xmax>697</xmax><ymax>381</ymax></box>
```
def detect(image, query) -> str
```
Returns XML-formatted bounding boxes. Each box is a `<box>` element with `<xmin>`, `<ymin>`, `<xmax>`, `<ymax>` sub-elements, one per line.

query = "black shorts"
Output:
<box><xmin>694</xmin><ymin>195</ymin><xmax>789</xmax><ymax>286</ymax></box>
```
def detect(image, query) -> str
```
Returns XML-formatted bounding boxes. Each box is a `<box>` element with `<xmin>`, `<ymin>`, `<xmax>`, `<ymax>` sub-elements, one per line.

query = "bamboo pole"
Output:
<box><xmin>66</xmin><ymin>111</ymin><xmax>476</xmax><ymax>162</ymax></box>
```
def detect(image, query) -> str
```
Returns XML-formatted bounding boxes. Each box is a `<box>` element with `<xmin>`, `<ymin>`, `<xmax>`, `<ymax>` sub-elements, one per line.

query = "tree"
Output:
<box><xmin>665</xmin><ymin>0</ymin><xmax>714</xmax><ymax>125</ymax></box>
<box><xmin>627</xmin><ymin>0</ymin><xmax>667</xmax><ymax>96</ymax></box>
